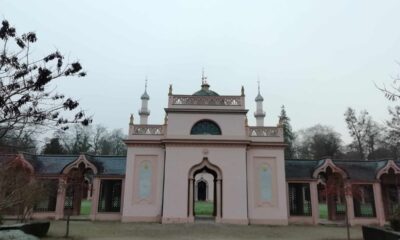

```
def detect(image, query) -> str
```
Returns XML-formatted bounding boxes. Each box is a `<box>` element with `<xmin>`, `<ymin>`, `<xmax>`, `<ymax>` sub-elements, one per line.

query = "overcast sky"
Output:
<box><xmin>2</xmin><ymin>0</ymin><xmax>400</xmax><ymax>143</ymax></box>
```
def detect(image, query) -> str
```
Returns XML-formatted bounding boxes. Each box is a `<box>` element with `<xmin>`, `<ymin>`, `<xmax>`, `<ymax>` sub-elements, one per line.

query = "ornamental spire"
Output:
<box><xmin>139</xmin><ymin>77</ymin><xmax>150</xmax><ymax>124</ymax></box>
<box><xmin>141</xmin><ymin>77</ymin><xmax>150</xmax><ymax>100</ymax></box>
<box><xmin>255</xmin><ymin>79</ymin><xmax>264</xmax><ymax>102</ymax></box>
<box><xmin>254</xmin><ymin>78</ymin><xmax>265</xmax><ymax>126</ymax></box>
<box><xmin>145</xmin><ymin>76</ymin><xmax>148</xmax><ymax>92</ymax></box>
<box><xmin>201</xmin><ymin>68</ymin><xmax>208</xmax><ymax>85</ymax></box>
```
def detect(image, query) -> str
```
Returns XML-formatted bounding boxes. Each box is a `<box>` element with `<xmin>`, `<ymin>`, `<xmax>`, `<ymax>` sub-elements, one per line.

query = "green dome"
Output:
<box><xmin>193</xmin><ymin>84</ymin><xmax>219</xmax><ymax>96</ymax></box>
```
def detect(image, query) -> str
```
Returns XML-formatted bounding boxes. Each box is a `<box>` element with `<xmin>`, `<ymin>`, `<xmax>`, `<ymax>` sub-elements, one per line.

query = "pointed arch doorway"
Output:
<box><xmin>188</xmin><ymin>158</ymin><xmax>222</xmax><ymax>221</ymax></box>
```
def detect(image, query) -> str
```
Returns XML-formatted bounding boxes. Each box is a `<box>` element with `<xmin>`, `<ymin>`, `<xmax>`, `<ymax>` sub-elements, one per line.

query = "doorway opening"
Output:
<box><xmin>64</xmin><ymin>162</ymin><xmax>94</xmax><ymax>218</ymax></box>
<box><xmin>188</xmin><ymin>158</ymin><xmax>222</xmax><ymax>222</ymax></box>
<box><xmin>316</xmin><ymin>167</ymin><xmax>346</xmax><ymax>223</ymax></box>
<box><xmin>194</xmin><ymin>174</ymin><xmax>214</xmax><ymax>217</ymax></box>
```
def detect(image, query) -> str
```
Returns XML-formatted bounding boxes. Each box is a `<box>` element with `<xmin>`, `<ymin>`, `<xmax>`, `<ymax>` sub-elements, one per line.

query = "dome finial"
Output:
<box><xmin>145</xmin><ymin>76</ymin><xmax>148</xmax><ymax>92</ymax></box>
<box><xmin>201</xmin><ymin>67</ymin><xmax>208</xmax><ymax>85</ymax></box>
<box><xmin>141</xmin><ymin>76</ymin><xmax>150</xmax><ymax>100</ymax></box>
<box><xmin>255</xmin><ymin>77</ymin><xmax>264</xmax><ymax>102</ymax></box>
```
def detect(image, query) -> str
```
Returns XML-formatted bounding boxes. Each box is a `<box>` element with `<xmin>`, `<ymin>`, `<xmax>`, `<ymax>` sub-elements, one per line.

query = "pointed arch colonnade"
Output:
<box><xmin>0</xmin><ymin>154</ymin><xmax>125</xmax><ymax>221</ymax></box>
<box><xmin>287</xmin><ymin>159</ymin><xmax>400</xmax><ymax>226</ymax></box>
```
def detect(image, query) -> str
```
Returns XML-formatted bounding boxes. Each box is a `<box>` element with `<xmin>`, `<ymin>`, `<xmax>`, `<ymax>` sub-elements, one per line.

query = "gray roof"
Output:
<box><xmin>193</xmin><ymin>84</ymin><xmax>219</xmax><ymax>96</ymax></box>
<box><xmin>141</xmin><ymin>91</ymin><xmax>150</xmax><ymax>100</ymax></box>
<box><xmin>285</xmin><ymin>159</ymin><xmax>319</xmax><ymax>179</ymax></box>
<box><xmin>255</xmin><ymin>93</ymin><xmax>264</xmax><ymax>101</ymax></box>
<box><xmin>20</xmin><ymin>153</ymin><xmax>126</xmax><ymax>176</ymax></box>
<box><xmin>285</xmin><ymin>158</ymin><xmax>394</xmax><ymax>181</ymax></box>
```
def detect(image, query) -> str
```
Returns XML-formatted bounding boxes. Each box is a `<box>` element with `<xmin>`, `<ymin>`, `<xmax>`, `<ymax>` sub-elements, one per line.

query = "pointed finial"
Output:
<box><xmin>145</xmin><ymin>76</ymin><xmax>148</xmax><ymax>92</ymax></box>
<box><xmin>129</xmin><ymin>114</ymin><xmax>134</xmax><ymax>125</ymax></box>
<box><xmin>168</xmin><ymin>84</ymin><xmax>173</xmax><ymax>96</ymax></box>
<box><xmin>201</xmin><ymin>68</ymin><xmax>207</xmax><ymax>85</ymax></box>
<box><xmin>241</xmin><ymin>86</ymin><xmax>245</xmax><ymax>96</ymax></box>
<box><xmin>257</xmin><ymin>79</ymin><xmax>261</xmax><ymax>94</ymax></box>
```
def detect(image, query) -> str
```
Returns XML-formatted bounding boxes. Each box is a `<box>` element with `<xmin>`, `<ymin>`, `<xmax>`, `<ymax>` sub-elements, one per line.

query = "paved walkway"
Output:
<box><xmin>43</xmin><ymin>220</ymin><xmax>363</xmax><ymax>240</ymax></box>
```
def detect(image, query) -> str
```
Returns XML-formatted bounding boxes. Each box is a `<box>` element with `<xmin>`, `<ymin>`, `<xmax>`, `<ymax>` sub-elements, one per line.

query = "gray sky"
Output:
<box><xmin>2</xmin><ymin>0</ymin><xmax>400</xmax><ymax>143</ymax></box>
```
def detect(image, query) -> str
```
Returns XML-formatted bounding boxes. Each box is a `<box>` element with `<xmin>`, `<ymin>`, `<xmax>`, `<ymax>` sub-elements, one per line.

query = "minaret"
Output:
<box><xmin>139</xmin><ymin>78</ymin><xmax>150</xmax><ymax>124</ymax></box>
<box><xmin>254</xmin><ymin>81</ymin><xmax>266</xmax><ymax>126</ymax></box>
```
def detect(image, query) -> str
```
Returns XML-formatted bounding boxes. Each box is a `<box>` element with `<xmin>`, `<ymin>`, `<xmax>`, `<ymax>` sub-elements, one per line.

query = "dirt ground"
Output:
<box><xmin>41</xmin><ymin>220</ymin><xmax>363</xmax><ymax>240</ymax></box>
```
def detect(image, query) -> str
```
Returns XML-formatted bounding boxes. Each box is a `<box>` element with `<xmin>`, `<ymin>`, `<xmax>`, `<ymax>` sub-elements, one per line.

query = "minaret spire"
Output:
<box><xmin>139</xmin><ymin>77</ymin><xmax>150</xmax><ymax>124</ymax></box>
<box><xmin>201</xmin><ymin>68</ymin><xmax>208</xmax><ymax>85</ymax></box>
<box><xmin>145</xmin><ymin>76</ymin><xmax>148</xmax><ymax>92</ymax></box>
<box><xmin>254</xmin><ymin>79</ymin><xmax>266</xmax><ymax>126</ymax></box>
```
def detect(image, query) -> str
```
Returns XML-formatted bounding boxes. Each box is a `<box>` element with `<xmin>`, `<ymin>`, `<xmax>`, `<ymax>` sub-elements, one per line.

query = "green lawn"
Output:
<box><xmin>194</xmin><ymin>201</ymin><xmax>214</xmax><ymax>216</ymax></box>
<box><xmin>43</xmin><ymin>221</ymin><xmax>363</xmax><ymax>240</ymax></box>
<box><xmin>319</xmin><ymin>204</ymin><xmax>328</xmax><ymax>219</ymax></box>
<box><xmin>80</xmin><ymin>200</ymin><xmax>92</xmax><ymax>215</ymax></box>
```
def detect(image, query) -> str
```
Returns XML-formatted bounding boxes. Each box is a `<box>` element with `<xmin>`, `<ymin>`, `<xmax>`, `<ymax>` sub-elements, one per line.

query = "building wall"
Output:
<box><xmin>162</xmin><ymin>145</ymin><xmax>248</xmax><ymax>224</ymax></box>
<box><xmin>122</xmin><ymin>145</ymin><xmax>165</xmax><ymax>222</ymax></box>
<box><xmin>247</xmin><ymin>147</ymin><xmax>288</xmax><ymax>225</ymax></box>
<box><xmin>166</xmin><ymin>113</ymin><xmax>246</xmax><ymax>138</ymax></box>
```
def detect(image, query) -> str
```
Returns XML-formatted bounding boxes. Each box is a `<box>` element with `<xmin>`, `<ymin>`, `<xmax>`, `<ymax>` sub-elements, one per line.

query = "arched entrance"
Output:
<box><xmin>62</xmin><ymin>156</ymin><xmax>97</xmax><ymax>217</ymax></box>
<box><xmin>377</xmin><ymin>161</ymin><xmax>400</xmax><ymax>220</ymax></box>
<box><xmin>313</xmin><ymin>160</ymin><xmax>347</xmax><ymax>222</ymax></box>
<box><xmin>188</xmin><ymin>158</ymin><xmax>222</xmax><ymax>221</ymax></box>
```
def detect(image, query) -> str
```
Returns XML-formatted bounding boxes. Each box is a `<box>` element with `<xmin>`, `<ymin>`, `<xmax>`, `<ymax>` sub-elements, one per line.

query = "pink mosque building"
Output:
<box><xmin>1</xmin><ymin>76</ymin><xmax>400</xmax><ymax>226</ymax></box>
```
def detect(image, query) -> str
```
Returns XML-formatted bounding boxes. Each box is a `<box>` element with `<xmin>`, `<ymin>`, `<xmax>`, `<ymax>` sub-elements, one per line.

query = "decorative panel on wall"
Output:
<box><xmin>254</xmin><ymin>157</ymin><xmax>277</xmax><ymax>207</ymax></box>
<box><xmin>133</xmin><ymin>155</ymin><xmax>158</xmax><ymax>204</ymax></box>
<box><xmin>139</xmin><ymin>161</ymin><xmax>152</xmax><ymax>199</ymax></box>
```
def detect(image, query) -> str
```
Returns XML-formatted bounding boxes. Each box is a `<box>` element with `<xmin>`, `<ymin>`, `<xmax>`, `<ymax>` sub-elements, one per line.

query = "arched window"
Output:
<box><xmin>190</xmin><ymin>120</ymin><xmax>222</xmax><ymax>135</ymax></box>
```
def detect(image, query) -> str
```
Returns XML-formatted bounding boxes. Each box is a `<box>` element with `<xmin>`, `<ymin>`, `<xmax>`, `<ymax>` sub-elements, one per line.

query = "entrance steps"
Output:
<box><xmin>319</xmin><ymin>219</ymin><xmax>346</xmax><ymax>227</ymax></box>
<box><xmin>194</xmin><ymin>216</ymin><xmax>215</xmax><ymax>224</ymax></box>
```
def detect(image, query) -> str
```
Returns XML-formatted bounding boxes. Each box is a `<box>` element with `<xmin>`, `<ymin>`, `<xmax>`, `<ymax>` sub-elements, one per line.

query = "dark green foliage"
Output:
<box><xmin>278</xmin><ymin>106</ymin><xmax>295</xmax><ymax>159</ymax></box>
<box><xmin>42</xmin><ymin>138</ymin><xmax>66</xmax><ymax>154</ymax></box>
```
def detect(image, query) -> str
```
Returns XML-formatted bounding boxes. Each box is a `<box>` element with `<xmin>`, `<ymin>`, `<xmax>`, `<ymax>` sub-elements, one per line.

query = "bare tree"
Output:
<box><xmin>0</xmin><ymin>19</ymin><xmax>91</xmax><ymax>142</ymax></box>
<box><xmin>344</xmin><ymin>108</ymin><xmax>380</xmax><ymax>160</ymax></box>
<box><xmin>0</xmin><ymin>156</ymin><xmax>48</xmax><ymax>222</ymax></box>
<box><xmin>295</xmin><ymin>124</ymin><xmax>343</xmax><ymax>159</ymax></box>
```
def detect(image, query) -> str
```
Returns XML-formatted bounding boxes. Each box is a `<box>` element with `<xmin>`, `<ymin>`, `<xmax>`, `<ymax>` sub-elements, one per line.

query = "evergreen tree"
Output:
<box><xmin>278</xmin><ymin>105</ymin><xmax>295</xmax><ymax>159</ymax></box>
<box><xmin>42</xmin><ymin>138</ymin><xmax>66</xmax><ymax>154</ymax></box>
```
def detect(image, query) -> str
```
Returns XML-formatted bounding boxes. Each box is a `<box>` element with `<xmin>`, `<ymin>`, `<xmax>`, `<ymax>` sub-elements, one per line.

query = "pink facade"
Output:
<box><xmin>122</xmin><ymin>83</ymin><xmax>288</xmax><ymax>225</ymax></box>
<box><xmin>2</xmin><ymin>82</ymin><xmax>399</xmax><ymax>227</ymax></box>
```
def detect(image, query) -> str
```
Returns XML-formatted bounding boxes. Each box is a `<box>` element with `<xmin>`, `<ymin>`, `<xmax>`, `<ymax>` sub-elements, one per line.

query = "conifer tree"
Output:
<box><xmin>278</xmin><ymin>105</ymin><xmax>295</xmax><ymax>159</ymax></box>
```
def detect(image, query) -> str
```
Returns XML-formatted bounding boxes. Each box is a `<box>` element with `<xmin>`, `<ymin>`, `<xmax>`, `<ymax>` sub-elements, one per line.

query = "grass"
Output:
<box><xmin>194</xmin><ymin>201</ymin><xmax>213</xmax><ymax>216</ymax></box>
<box><xmin>80</xmin><ymin>200</ymin><xmax>91</xmax><ymax>216</ymax></box>
<box><xmin>42</xmin><ymin>220</ymin><xmax>363</xmax><ymax>240</ymax></box>
<box><xmin>319</xmin><ymin>204</ymin><xmax>328</xmax><ymax>219</ymax></box>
